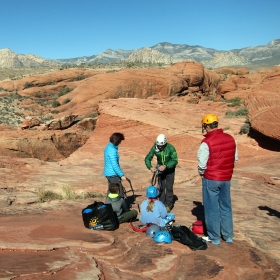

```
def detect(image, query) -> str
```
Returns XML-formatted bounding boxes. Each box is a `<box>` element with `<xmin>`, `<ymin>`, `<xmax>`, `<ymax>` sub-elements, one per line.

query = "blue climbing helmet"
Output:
<box><xmin>146</xmin><ymin>224</ymin><xmax>161</xmax><ymax>237</ymax></box>
<box><xmin>153</xmin><ymin>230</ymin><xmax>172</xmax><ymax>244</ymax></box>
<box><xmin>146</xmin><ymin>185</ymin><xmax>158</xmax><ymax>198</ymax></box>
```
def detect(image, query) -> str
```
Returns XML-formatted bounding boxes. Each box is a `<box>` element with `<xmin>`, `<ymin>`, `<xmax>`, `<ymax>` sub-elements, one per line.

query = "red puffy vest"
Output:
<box><xmin>202</xmin><ymin>129</ymin><xmax>236</xmax><ymax>181</ymax></box>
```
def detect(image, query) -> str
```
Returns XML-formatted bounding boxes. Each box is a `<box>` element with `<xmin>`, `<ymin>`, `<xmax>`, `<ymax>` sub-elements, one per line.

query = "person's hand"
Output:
<box><xmin>150</xmin><ymin>167</ymin><xmax>156</xmax><ymax>173</ymax></box>
<box><xmin>158</xmin><ymin>165</ymin><xmax>166</xmax><ymax>172</ymax></box>
<box><xmin>121</xmin><ymin>176</ymin><xmax>126</xmax><ymax>181</ymax></box>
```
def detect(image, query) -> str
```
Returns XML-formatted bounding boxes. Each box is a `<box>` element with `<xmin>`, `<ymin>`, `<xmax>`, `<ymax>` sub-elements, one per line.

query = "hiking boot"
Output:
<box><xmin>166</xmin><ymin>206</ymin><xmax>171</xmax><ymax>213</ymax></box>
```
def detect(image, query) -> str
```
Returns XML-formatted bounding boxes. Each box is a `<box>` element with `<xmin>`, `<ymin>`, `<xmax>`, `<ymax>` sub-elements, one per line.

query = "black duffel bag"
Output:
<box><xmin>82</xmin><ymin>201</ymin><xmax>119</xmax><ymax>231</ymax></box>
<box><xmin>170</xmin><ymin>225</ymin><xmax>207</xmax><ymax>250</ymax></box>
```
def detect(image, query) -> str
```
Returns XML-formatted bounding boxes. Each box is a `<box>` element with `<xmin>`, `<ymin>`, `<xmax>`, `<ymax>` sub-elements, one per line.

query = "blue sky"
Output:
<box><xmin>1</xmin><ymin>0</ymin><xmax>280</xmax><ymax>59</ymax></box>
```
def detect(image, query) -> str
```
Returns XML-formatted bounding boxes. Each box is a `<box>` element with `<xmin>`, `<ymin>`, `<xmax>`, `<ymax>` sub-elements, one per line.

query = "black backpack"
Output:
<box><xmin>82</xmin><ymin>201</ymin><xmax>119</xmax><ymax>231</ymax></box>
<box><xmin>170</xmin><ymin>225</ymin><xmax>207</xmax><ymax>250</ymax></box>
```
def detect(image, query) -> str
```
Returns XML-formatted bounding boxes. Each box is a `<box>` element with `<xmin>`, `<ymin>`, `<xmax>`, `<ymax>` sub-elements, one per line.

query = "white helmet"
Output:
<box><xmin>156</xmin><ymin>134</ymin><xmax>167</xmax><ymax>146</ymax></box>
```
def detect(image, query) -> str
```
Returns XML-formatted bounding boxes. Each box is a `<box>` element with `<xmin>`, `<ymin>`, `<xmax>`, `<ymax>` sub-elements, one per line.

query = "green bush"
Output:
<box><xmin>63</xmin><ymin>98</ymin><xmax>71</xmax><ymax>104</ymax></box>
<box><xmin>240</xmin><ymin>123</ymin><xmax>250</xmax><ymax>134</ymax></box>
<box><xmin>226</xmin><ymin>97</ymin><xmax>243</xmax><ymax>107</ymax></box>
<box><xmin>225</xmin><ymin>107</ymin><xmax>248</xmax><ymax>118</ymax></box>
<box><xmin>51</xmin><ymin>110</ymin><xmax>60</xmax><ymax>114</ymax></box>
<box><xmin>86</xmin><ymin>112</ymin><xmax>98</xmax><ymax>118</ymax></box>
<box><xmin>235</xmin><ymin>108</ymin><xmax>248</xmax><ymax>116</ymax></box>
<box><xmin>58</xmin><ymin>87</ymin><xmax>73</xmax><ymax>97</ymax></box>
<box><xmin>75</xmin><ymin>75</ymin><xmax>85</xmax><ymax>81</ymax></box>
<box><xmin>52</xmin><ymin>99</ymin><xmax>61</xmax><ymax>107</ymax></box>
<box><xmin>24</xmin><ymin>82</ymin><xmax>34</xmax><ymax>89</ymax></box>
<box><xmin>41</xmin><ymin>116</ymin><xmax>54</xmax><ymax>122</ymax></box>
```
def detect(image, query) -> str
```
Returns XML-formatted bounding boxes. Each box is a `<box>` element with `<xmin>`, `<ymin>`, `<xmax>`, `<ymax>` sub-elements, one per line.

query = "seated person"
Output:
<box><xmin>105</xmin><ymin>183</ymin><xmax>138</xmax><ymax>223</ymax></box>
<box><xmin>139</xmin><ymin>185</ymin><xmax>175</xmax><ymax>227</ymax></box>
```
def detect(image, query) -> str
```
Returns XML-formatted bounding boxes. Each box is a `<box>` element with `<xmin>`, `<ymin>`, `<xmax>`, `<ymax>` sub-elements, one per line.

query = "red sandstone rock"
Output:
<box><xmin>20</xmin><ymin>116</ymin><xmax>43</xmax><ymax>129</ymax></box>
<box><xmin>0</xmin><ymin>64</ymin><xmax>280</xmax><ymax>278</ymax></box>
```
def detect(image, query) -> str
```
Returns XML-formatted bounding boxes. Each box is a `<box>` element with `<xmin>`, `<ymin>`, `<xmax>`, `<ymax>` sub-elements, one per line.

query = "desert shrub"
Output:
<box><xmin>58</xmin><ymin>87</ymin><xmax>73</xmax><ymax>97</ymax></box>
<box><xmin>37</xmin><ymin>185</ymin><xmax>104</xmax><ymax>202</ymax></box>
<box><xmin>223</xmin><ymin>126</ymin><xmax>230</xmax><ymax>131</ymax></box>
<box><xmin>106</xmin><ymin>69</ymin><xmax>118</xmax><ymax>73</ymax></box>
<box><xmin>37</xmin><ymin>187</ymin><xmax>62</xmax><ymax>202</ymax></box>
<box><xmin>10</xmin><ymin>93</ymin><xmax>23</xmax><ymax>100</ymax></box>
<box><xmin>226</xmin><ymin>97</ymin><xmax>243</xmax><ymax>107</ymax></box>
<box><xmin>203</xmin><ymin>95</ymin><xmax>216</xmax><ymax>101</ymax></box>
<box><xmin>226</xmin><ymin>107</ymin><xmax>248</xmax><ymax>118</ymax></box>
<box><xmin>240</xmin><ymin>123</ymin><xmax>250</xmax><ymax>134</ymax></box>
<box><xmin>86</xmin><ymin>112</ymin><xmax>98</xmax><ymax>118</ymax></box>
<box><xmin>52</xmin><ymin>99</ymin><xmax>61</xmax><ymax>107</ymax></box>
<box><xmin>51</xmin><ymin>109</ymin><xmax>60</xmax><ymax>114</ymax></box>
<box><xmin>24</xmin><ymin>82</ymin><xmax>34</xmax><ymax>89</ymax></box>
<box><xmin>61</xmin><ymin>186</ymin><xmax>77</xmax><ymax>200</ymax></box>
<box><xmin>235</xmin><ymin>107</ymin><xmax>248</xmax><ymax>116</ymax></box>
<box><xmin>63</xmin><ymin>98</ymin><xmax>71</xmax><ymax>104</ymax></box>
<box><xmin>75</xmin><ymin>75</ymin><xmax>85</xmax><ymax>81</ymax></box>
<box><xmin>61</xmin><ymin>185</ymin><xmax>105</xmax><ymax>200</ymax></box>
<box><xmin>225</xmin><ymin>110</ymin><xmax>235</xmax><ymax>117</ymax></box>
<box><xmin>41</xmin><ymin>115</ymin><xmax>53</xmax><ymax>122</ymax></box>
<box><xmin>35</xmin><ymin>99</ymin><xmax>50</xmax><ymax>106</ymax></box>
<box><xmin>239</xmin><ymin>117</ymin><xmax>251</xmax><ymax>134</ymax></box>
<box><xmin>84</xmin><ymin>192</ymin><xmax>105</xmax><ymax>198</ymax></box>
<box><xmin>78</xmin><ymin>192</ymin><xmax>105</xmax><ymax>199</ymax></box>
<box><xmin>34</xmin><ymin>92</ymin><xmax>43</xmax><ymax>98</ymax></box>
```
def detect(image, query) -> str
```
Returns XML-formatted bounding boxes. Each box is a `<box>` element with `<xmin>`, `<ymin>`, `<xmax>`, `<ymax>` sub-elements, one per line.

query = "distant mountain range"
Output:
<box><xmin>1</xmin><ymin>39</ymin><xmax>280</xmax><ymax>70</ymax></box>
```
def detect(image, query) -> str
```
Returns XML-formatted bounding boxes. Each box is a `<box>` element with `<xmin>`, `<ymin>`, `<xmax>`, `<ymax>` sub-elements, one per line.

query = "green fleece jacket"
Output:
<box><xmin>145</xmin><ymin>143</ymin><xmax>178</xmax><ymax>170</ymax></box>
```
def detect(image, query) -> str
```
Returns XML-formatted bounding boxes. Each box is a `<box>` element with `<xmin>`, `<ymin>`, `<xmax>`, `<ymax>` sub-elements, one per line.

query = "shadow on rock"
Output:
<box><xmin>191</xmin><ymin>201</ymin><xmax>205</xmax><ymax>221</ymax></box>
<box><xmin>258</xmin><ymin>206</ymin><xmax>280</xmax><ymax>218</ymax></box>
<box><xmin>125</xmin><ymin>194</ymin><xmax>142</xmax><ymax>206</ymax></box>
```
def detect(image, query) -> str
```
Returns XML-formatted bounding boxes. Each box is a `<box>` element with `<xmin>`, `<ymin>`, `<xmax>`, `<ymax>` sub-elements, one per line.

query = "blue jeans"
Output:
<box><xmin>202</xmin><ymin>178</ymin><xmax>234</xmax><ymax>241</ymax></box>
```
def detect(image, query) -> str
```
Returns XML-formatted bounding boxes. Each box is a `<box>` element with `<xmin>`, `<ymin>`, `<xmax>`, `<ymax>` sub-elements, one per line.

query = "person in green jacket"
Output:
<box><xmin>145</xmin><ymin>134</ymin><xmax>178</xmax><ymax>212</ymax></box>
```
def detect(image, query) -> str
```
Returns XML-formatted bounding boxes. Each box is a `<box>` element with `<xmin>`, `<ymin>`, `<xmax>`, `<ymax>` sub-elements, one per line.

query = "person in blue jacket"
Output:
<box><xmin>104</xmin><ymin>132</ymin><xmax>126</xmax><ymax>198</ymax></box>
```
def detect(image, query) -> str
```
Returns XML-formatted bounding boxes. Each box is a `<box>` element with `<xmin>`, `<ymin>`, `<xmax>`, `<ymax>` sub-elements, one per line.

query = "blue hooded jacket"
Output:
<box><xmin>103</xmin><ymin>142</ymin><xmax>124</xmax><ymax>177</ymax></box>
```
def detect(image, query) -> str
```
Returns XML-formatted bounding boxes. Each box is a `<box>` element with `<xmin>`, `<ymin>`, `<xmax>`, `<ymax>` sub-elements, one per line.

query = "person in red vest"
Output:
<box><xmin>197</xmin><ymin>114</ymin><xmax>238</xmax><ymax>245</ymax></box>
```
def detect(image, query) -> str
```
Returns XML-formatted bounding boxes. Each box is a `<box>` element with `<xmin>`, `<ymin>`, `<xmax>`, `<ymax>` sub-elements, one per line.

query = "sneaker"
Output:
<box><xmin>226</xmin><ymin>239</ymin><xmax>233</xmax><ymax>243</ymax></box>
<box><xmin>202</xmin><ymin>236</ymin><xmax>211</xmax><ymax>242</ymax></box>
<box><xmin>165</xmin><ymin>221</ymin><xmax>173</xmax><ymax>232</ymax></box>
<box><xmin>211</xmin><ymin>240</ymin><xmax>221</xmax><ymax>245</ymax></box>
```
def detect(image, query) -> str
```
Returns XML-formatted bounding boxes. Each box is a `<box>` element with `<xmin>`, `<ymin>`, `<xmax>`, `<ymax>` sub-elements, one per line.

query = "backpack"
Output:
<box><xmin>170</xmin><ymin>225</ymin><xmax>207</xmax><ymax>250</ymax></box>
<box><xmin>82</xmin><ymin>201</ymin><xmax>119</xmax><ymax>231</ymax></box>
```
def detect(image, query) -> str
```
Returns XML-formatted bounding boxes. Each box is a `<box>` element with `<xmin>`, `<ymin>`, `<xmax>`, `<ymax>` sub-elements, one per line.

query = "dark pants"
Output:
<box><xmin>158</xmin><ymin>171</ymin><xmax>175</xmax><ymax>208</ymax></box>
<box><xmin>106</xmin><ymin>176</ymin><xmax>124</xmax><ymax>198</ymax></box>
<box><xmin>119</xmin><ymin>210</ymin><xmax>138</xmax><ymax>223</ymax></box>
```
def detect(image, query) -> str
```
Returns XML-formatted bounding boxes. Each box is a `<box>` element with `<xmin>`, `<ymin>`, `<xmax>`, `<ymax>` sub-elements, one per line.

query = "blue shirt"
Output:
<box><xmin>139</xmin><ymin>199</ymin><xmax>167</xmax><ymax>227</ymax></box>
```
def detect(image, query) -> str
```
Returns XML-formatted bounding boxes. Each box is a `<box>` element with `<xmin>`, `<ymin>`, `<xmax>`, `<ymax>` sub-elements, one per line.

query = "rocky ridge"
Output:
<box><xmin>1</xmin><ymin>39</ymin><xmax>280</xmax><ymax>69</ymax></box>
<box><xmin>0</xmin><ymin>48</ymin><xmax>60</xmax><ymax>68</ymax></box>
<box><xmin>202</xmin><ymin>52</ymin><xmax>250</xmax><ymax>68</ymax></box>
<box><xmin>126</xmin><ymin>48</ymin><xmax>176</xmax><ymax>64</ymax></box>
